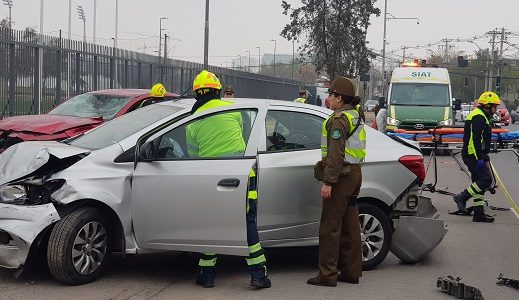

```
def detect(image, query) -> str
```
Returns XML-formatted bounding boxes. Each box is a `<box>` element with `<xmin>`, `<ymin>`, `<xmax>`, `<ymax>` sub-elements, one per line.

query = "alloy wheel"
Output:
<box><xmin>72</xmin><ymin>221</ymin><xmax>108</xmax><ymax>275</ymax></box>
<box><xmin>359</xmin><ymin>213</ymin><xmax>385</xmax><ymax>261</ymax></box>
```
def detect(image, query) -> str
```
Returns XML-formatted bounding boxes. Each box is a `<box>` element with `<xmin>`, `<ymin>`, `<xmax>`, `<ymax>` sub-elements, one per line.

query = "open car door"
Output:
<box><xmin>131</xmin><ymin>103</ymin><xmax>267</xmax><ymax>256</ymax></box>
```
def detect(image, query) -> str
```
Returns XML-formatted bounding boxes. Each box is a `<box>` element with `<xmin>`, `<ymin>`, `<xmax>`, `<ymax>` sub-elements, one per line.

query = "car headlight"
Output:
<box><xmin>438</xmin><ymin>119</ymin><xmax>453</xmax><ymax>126</ymax></box>
<box><xmin>0</xmin><ymin>185</ymin><xmax>27</xmax><ymax>204</ymax></box>
<box><xmin>387</xmin><ymin>117</ymin><xmax>401</xmax><ymax>126</ymax></box>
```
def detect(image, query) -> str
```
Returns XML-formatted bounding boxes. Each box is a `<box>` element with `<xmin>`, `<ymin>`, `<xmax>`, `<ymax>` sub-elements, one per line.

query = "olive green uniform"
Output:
<box><xmin>317</xmin><ymin>107</ymin><xmax>363</xmax><ymax>284</ymax></box>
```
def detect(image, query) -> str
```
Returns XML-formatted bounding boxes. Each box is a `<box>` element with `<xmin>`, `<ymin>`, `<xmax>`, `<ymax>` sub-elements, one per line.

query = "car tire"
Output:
<box><xmin>358</xmin><ymin>202</ymin><xmax>392</xmax><ymax>271</ymax></box>
<box><xmin>47</xmin><ymin>207</ymin><xmax>111</xmax><ymax>285</ymax></box>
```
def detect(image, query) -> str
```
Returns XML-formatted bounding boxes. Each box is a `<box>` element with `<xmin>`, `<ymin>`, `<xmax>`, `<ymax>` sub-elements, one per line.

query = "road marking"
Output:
<box><xmin>491</xmin><ymin>163</ymin><xmax>519</xmax><ymax>219</ymax></box>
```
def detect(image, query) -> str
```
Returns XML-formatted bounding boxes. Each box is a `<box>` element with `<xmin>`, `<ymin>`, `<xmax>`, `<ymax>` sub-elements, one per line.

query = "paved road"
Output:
<box><xmin>1</xmin><ymin>132</ymin><xmax>518</xmax><ymax>299</ymax></box>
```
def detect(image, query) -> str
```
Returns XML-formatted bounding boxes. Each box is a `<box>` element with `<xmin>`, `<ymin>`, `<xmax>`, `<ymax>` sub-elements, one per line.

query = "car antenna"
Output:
<box><xmin>179</xmin><ymin>86</ymin><xmax>192</xmax><ymax>98</ymax></box>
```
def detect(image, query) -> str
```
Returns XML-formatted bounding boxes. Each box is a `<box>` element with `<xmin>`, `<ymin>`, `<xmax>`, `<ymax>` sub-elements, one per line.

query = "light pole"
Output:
<box><xmin>256</xmin><ymin>46</ymin><xmax>261</xmax><ymax>73</ymax></box>
<box><xmin>246</xmin><ymin>50</ymin><xmax>251</xmax><ymax>72</ymax></box>
<box><xmin>203</xmin><ymin>0</ymin><xmax>209</xmax><ymax>69</ymax></box>
<box><xmin>270</xmin><ymin>39</ymin><xmax>277</xmax><ymax>77</ymax></box>
<box><xmin>93</xmin><ymin>0</ymin><xmax>97</xmax><ymax>44</ymax></box>
<box><xmin>39</xmin><ymin>0</ymin><xmax>44</xmax><ymax>34</ymax></box>
<box><xmin>2</xmin><ymin>0</ymin><xmax>13</xmax><ymax>28</ymax></box>
<box><xmin>158</xmin><ymin>17</ymin><xmax>168</xmax><ymax>63</ymax></box>
<box><xmin>114</xmin><ymin>0</ymin><xmax>118</xmax><ymax>48</ymax></box>
<box><xmin>381</xmin><ymin>0</ymin><xmax>419</xmax><ymax>97</ymax></box>
<box><xmin>77</xmin><ymin>5</ymin><xmax>86</xmax><ymax>43</ymax></box>
<box><xmin>292</xmin><ymin>40</ymin><xmax>295</xmax><ymax>80</ymax></box>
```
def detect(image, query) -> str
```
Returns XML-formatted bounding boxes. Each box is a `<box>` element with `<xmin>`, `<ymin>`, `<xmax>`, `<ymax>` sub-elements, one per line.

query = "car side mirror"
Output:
<box><xmin>453</xmin><ymin>98</ymin><xmax>462</xmax><ymax>111</ymax></box>
<box><xmin>136</xmin><ymin>140</ymin><xmax>156</xmax><ymax>162</ymax></box>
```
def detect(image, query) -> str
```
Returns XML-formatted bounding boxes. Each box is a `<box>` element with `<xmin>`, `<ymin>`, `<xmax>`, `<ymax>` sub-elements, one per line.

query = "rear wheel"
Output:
<box><xmin>47</xmin><ymin>207</ymin><xmax>111</xmax><ymax>285</ymax></box>
<box><xmin>358</xmin><ymin>202</ymin><xmax>392</xmax><ymax>271</ymax></box>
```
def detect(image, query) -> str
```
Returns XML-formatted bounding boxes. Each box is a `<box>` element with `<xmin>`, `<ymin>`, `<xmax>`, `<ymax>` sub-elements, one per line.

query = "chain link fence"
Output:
<box><xmin>0</xmin><ymin>28</ymin><xmax>306</xmax><ymax>118</ymax></box>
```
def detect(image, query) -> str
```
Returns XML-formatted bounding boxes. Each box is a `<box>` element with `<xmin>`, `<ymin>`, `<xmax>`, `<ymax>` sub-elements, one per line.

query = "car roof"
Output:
<box><xmin>155</xmin><ymin>98</ymin><xmax>332</xmax><ymax>115</ymax></box>
<box><xmin>87</xmin><ymin>89</ymin><xmax>178</xmax><ymax>97</ymax></box>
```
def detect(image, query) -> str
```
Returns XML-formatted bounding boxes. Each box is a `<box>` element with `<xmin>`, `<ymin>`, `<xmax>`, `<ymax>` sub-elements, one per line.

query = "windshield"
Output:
<box><xmin>68</xmin><ymin>104</ymin><xmax>184</xmax><ymax>151</ymax></box>
<box><xmin>49</xmin><ymin>93</ymin><xmax>133</xmax><ymax>120</ymax></box>
<box><xmin>390</xmin><ymin>83</ymin><xmax>450</xmax><ymax>106</ymax></box>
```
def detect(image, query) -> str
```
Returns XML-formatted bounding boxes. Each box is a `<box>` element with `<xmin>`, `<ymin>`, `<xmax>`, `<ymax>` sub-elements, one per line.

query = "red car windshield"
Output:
<box><xmin>49</xmin><ymin>93</ymin><xmax>132</xmax><ymax>120</ymax></box>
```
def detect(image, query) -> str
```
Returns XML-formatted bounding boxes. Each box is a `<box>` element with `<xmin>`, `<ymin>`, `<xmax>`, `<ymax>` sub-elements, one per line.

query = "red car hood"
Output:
<box><xmin>0</xmin><ymin>114</ymin><xmax>103</xmax><ymax>135</ymax></box>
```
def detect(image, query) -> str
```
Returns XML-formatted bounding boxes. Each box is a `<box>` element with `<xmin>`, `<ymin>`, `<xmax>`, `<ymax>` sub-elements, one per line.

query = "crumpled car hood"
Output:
<box><xmin>0</xmin><ymin>141</ymin><xmax>90</xmax><ymax>186</ymax></box>
<box><xmin>0</xmin><ymin>114</ymin><xmax>103</xmax><ymax>135</ymax></box>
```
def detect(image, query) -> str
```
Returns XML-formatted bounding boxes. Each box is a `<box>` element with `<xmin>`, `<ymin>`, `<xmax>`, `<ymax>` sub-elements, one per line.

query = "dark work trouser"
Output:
<box><xmin>318</xmin><ymin>165</ymin><xmax>363</xmax><ymax>284</ymax></box>
<box><xmin>198</xmin><ymin>168</ymin><xmax>267</xmax><ymax>282</ymax></box>
<box><xmin>458</xmin><ymin>155</ymin><xmax>492</xmax><ymax>207</ymax></box>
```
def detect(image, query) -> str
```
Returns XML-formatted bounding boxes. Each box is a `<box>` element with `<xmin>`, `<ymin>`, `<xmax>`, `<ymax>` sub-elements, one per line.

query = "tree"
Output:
<box><xmin>281</xmin><ymin>0</ymin><xmax>380</xmax><ymax>79</ymax></box>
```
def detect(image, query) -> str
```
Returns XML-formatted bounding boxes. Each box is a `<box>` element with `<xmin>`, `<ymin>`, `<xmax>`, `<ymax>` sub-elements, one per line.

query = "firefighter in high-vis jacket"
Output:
<box><xmin>452</xmin><ymin>91</ymin><xmax>500</xmax><ymax>223</ymax></box>
<box><xmin>187</xmin><ymin>70</ymin><xmax>271</xmax><ymax>289</ymax></box>
<box><xmin>307</xmin><ymin>76</ymin><xmax>365</xmax><ymax>287</ymax></box>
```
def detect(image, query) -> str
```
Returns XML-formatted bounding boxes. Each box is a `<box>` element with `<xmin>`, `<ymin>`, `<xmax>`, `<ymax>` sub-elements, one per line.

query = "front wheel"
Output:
<box><xmin>47</xmin><ymin>207</ymin><xmax>112</xmax><ymax>285</ymax></box>
<box><xmin>358</xmin><ymin>202</ymin><xmax>392</xmax><ymax>271</ymax></box>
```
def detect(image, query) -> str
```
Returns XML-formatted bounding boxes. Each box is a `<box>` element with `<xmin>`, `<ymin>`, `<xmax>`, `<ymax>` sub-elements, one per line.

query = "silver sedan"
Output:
<box><xmin>0</xmin><ymin>99</ymin><xmax>447</xmax><ymax>285</ymax></box>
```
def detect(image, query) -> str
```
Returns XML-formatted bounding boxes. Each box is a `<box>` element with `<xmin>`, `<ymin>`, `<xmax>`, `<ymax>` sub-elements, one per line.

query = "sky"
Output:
<box><xmin>2</xmin><ymin>0</ymin><xmax>519</xmax><ymax>68</ymax></box>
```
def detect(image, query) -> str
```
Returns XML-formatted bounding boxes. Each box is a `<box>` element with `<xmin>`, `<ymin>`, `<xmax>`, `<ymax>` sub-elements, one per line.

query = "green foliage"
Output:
<box><xmin>280</xmin><ymin>0</ymin><xmax>380</xmax><ymax>79</ymax></box>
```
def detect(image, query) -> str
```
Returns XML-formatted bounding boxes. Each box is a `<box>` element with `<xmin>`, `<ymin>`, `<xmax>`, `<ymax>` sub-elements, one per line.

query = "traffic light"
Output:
<box><xmin>464</xmin><ymin>76</ymin><xmax>469</xmax><ymax>87</ymax></box>
<box><xmin>496</xmin><ymin>75</ymin><xmax>501</xmax><ymax>96</ymax></box>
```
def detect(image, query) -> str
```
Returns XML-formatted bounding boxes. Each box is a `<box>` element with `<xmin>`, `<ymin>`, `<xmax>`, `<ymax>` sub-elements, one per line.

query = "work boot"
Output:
<box><xmin>452</xmin><ymin>194</ymin><xmax>469</xmax><ymax>214</ymax></box>
<box><xmin>196</xmin><ymin>275</ymin><xmax>215</xmax><ymax>288</ymax></box>
<box><xmin>337</xmin><ymin>274</ymin><xmax>360</xmax><ymax>284</ymax></box>
<box><xmin>306</xmin><ymin>276</ymin><xmax>337</xmax><ymax>287</ymax></box>
<box><xmin>250</xmin><ymin>276</ymin><xmax>272</xmax><ymax>289</ymax></box>
<box><xmin>472</xmin><ymin>206</ymin><xmax>495</xmax><ymax>223</ymax></box>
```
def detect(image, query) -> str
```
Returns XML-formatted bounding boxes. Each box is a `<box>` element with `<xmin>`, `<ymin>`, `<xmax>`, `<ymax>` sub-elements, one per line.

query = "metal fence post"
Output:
<box><xmin>124</xmin><ymin>60</ymin><xmax>129</xmax><ymax>88</ymax></box>
<box><xmin>149</xmin><ymin>64</ymin><xmax>153</xmax><ymax>87</ymax></box>
<box><xmin>75</xmin><ymin>53</ymin><xmax>80</xmax><ymax>94</ymax></box>
<box><xmin>7</xmin><ymin>43</ymin><xmax>15</xmax><ymax>117</ymax></box>
<box><xmin>33</xmin><ymin>47</ymin><xmax>40</xmax><ymax>115</ymax></box>
<box><xmin>137</xmin><ymin>62</ymin><xmax>142</xmax><ymax>88</ymax></box>
<box><xmin>56</xmin><ymin>47</ymin><xmax>62</xmax><ymax>106</ymax></box>
<box><xmin>180</xmin><ymin>68</ymin><xmax>184</xmax><ymax>95</ymax></box>
<box><xmin>93</xmin><ymin>55</ymin><xmax>98</xmax><ymax>90</ymax></box>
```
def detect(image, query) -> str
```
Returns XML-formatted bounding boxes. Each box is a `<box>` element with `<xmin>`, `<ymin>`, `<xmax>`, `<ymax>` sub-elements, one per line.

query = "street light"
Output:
<box><xmin>381</xmin><ymin>0</ymin><xmax>419</xmax><ymax>97</ymax></box>
<box><xmin>77</xmin><ymin>5</ymin><xmax>86</xmax><ymax>43</ymax></box>
<box><xmin>270</xmin><ymin>39</ymin><xmax>277</xmax><ymax>77</ymax></box>
<box><xmin>93</xmin><ymin>0</ymin><xmax>97</xmax><ymax>44</ymax></box>
<box><xmin>158</xmin><ymin>17</ymin><xmax>168</xmax><ymax>63</ymax></box>
<box><xmin>246</xmin><ymin>50</ymin><xmax>251</xmax><ymax>72</ymax></box>
<box><xmin>203</xmin><ymin>0</ymin><xmax>209</xmax><ymax>69</ymax></box>
<box><xmin>256</xmin><ymin>46</ymin><xmax>261</xmax><ymax>73</ymax></box>
<box><xmin>114</xmin><ymin>0</ymin><xmax>119</xmax><ymax>48</ymax></box>
<box><xmin>2</xmin><ymin>0</ymin><xmax>13</xmax><ymax>28</ymax></box>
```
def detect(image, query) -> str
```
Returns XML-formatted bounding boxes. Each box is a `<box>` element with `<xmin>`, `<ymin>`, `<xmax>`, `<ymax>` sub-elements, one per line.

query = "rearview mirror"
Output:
<box><xmin>453</xmin><ymin>98</ymin><xmax>462</xmax><ymax>111</ymax></box>
<box><xmin>136</xmin><ymin>140</ymin><xmax>156</xmax><ymax>162</ymax></box>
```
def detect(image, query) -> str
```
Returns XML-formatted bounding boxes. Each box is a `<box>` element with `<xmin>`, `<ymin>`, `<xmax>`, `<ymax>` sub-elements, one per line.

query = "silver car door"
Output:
<box><xmin>257</xmin><ymin>107</ymin><xmax>327</xmax><ymax>241</ymax></box>
<box><xmin>131</xmin><ymin>103</ymin><xmax>267</xmax><ymax>256</ymax></box>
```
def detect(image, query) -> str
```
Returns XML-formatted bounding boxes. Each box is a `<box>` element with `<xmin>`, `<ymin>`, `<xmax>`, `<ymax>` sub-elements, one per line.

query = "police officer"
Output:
<box><xmin>452</xmin><ymin>91</ymin><xmax>500</xmax><ymax>223</ymax></box>
<box><xmin>188</xmin><ymin>70</ymin><xmax>271</xmax><ymax>289</ymax></box>
<box><xmin>307</xmin><ymin>77</ymin><xmax>365</xmax><ymax>287</ymax></box>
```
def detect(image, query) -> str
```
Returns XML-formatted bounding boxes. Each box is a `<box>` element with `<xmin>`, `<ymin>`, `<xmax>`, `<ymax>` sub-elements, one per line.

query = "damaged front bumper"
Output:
<box><xmin>390</xmin><ymin>196</ymin><xmax>448</xmax><ymax>263</ymax></box>
<box><xmin>0</xmin><ymin>203</ymin><xmax>60</xmax><ymax>269</ymax></box>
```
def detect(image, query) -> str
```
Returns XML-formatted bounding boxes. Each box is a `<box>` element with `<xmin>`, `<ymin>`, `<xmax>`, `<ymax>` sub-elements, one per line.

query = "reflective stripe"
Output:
<box><xmin>471</xmin><ymin>182</ymin><xmax>482</xmax><ymax>193</ymax></box>
<box><xmin>466</xmin><ymin>108</ymin><xmax>489</xmax><ymax>159</ymax></box>
<box><xmin>467</xmin><ymin>186</ymin><xmax>477</xmax><ymax>196</ymax></box>
<box><xmin>246</xmin><ymin>254</ymin><xmax>266</xmax><ymax>266</ymax></box>
<box><xmin>249</xmin><ymin>242</ymin><xmax>262</xmax><ymax>254</ymax></box>
<box><xmin>248</xmin><ymin>190</ymin><xmax>258</xmax><ymax>200</ymax></box>
<box><xmin>198</xmin><ymin>257</ymin><xmax>217</xmax><ymax>267</ymax></box>
<box><xmin>472</xmin><ymin>194</ymin><xmax>485</xmax><ymax>206</ymax></box>
<box><xmin>444</xmin><ymin>106</ymin><xmax>449</xmax><ymax>121</ymax></box>
<box><xmin>249</xmin><ymin>169</ymin><xmax>256</xmax><ymax>178</ymax></box>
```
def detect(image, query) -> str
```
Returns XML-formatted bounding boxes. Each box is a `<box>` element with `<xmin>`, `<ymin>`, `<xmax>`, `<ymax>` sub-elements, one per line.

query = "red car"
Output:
<box><xmin>497</xmin><ymin>102</ymin><xmax>511</xmax><ymax>126</ymax></box>
<box><xmin>0</xmin><ymin>89</ymin><xmax>179</xmax><ymax>152</ymax></box>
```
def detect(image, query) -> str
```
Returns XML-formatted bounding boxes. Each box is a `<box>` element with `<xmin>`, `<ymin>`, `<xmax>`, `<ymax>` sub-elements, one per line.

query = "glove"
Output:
<box><xmin>476</xmin><ymin>159</ymin><xmax>485</xmax><ymax>170</ymax></box>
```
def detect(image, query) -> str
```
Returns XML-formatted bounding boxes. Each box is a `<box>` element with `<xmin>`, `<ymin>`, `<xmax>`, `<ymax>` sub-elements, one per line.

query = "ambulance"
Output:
<box><xmin>386</xmin><ymin>60</ymin><xmax>454</xmax><ymax>132</ymax></box>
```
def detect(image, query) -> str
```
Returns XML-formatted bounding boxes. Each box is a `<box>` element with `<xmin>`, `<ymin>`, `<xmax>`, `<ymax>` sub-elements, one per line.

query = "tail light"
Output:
<box><xmin>399</xmin><ymin>155</ymin><xmax>426</xmax><ymax>183</ymax></box>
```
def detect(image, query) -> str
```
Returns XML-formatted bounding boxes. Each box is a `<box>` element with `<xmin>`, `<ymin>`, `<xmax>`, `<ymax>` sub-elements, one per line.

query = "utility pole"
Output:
<box><xmin>203</xmin><ymin>0</ymin><xmax>209</xmax><ymax>69</ymax></box>
<box><xmin>271</xmin><ymin>39</ymin><xmax>277</xmax><ymax>77</ymax></box>
<box><xmin>246</xmin><ymin>50</ymin><xmax>251</xmax><ymax>72</ymax></box>
<box><xmin>115</xmin><ymin>0</ymin><xmax>119</xmax><ymax>48</ymax></box>
<box><xmin>2</xmin><ymin>0</ymin><xmax>13</xmax><ymax>28</ymax></box>
<box><xmin>381</xmin><ymin>0</ymin><xmax>388</xmax><ymax>98</ymax></box>
<box><xmin>77</xmin><ymin>5</ymin><xmax>86</xmax><ymax>43</ymax></box>
<box><xmin>487</xmin><ymin>29</ymin><xmax>499</xmax><ymax>90</ymax></box>
<box><xmin>158</xmin><ymin>17</ymin><xmax>168</xmax><ymax>64</ymax></box>
<box><xmin>292</xmin><ymin>40</ymin><xmax>295</xmax><ymax>80</ymax></box>
<box><xmin>256</xmin><ymin>46</ymin><xmax>261</xmax><ymax>73</ymax></box>
<box><xmin>163</xmin><ymin>33</ymin><xmax>167</xmax><ymax>83</ymax></box>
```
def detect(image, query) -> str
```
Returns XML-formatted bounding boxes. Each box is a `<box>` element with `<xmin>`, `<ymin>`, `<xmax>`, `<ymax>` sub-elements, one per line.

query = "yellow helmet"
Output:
<box><xmin>192</xmin><ymin>70</ymin><xmax>222</xmax><ymax>93</ymax></box>
<box><xmin>478</xmin><ymin>91</ymin><xmax>501</xmax><ymax>106</ymax></box>
<box><xmin>150</xmin><ymin>83</ymin><xmax>167</xmax><ymax>98</ymax></box>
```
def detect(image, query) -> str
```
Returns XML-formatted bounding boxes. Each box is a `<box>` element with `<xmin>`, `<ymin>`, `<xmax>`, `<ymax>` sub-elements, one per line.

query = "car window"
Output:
<box><xmin>68</xmin><ymin>104</ymin><xmax>183</xmax><ymax>150</ymax></box>
<box><xmin>265</xmin><ymin>110</ymin><xmax>324</xmax><ymax>152</ymax></box>
<box><xmin>155</xmin><ymin>109</ymin><xmax>257</xmax><ymax>160</ymax></box>
<box><xmin>49</xmin><ymin>93</ymin><xmax>133</xmax><ymax>120</ymax></box>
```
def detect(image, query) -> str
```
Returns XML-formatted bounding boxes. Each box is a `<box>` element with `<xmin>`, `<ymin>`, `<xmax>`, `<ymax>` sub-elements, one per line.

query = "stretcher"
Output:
<box><xmin>388</xmin><ymin>126</ymin><xmax>519</xmax><ymax>213</ymax></box>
